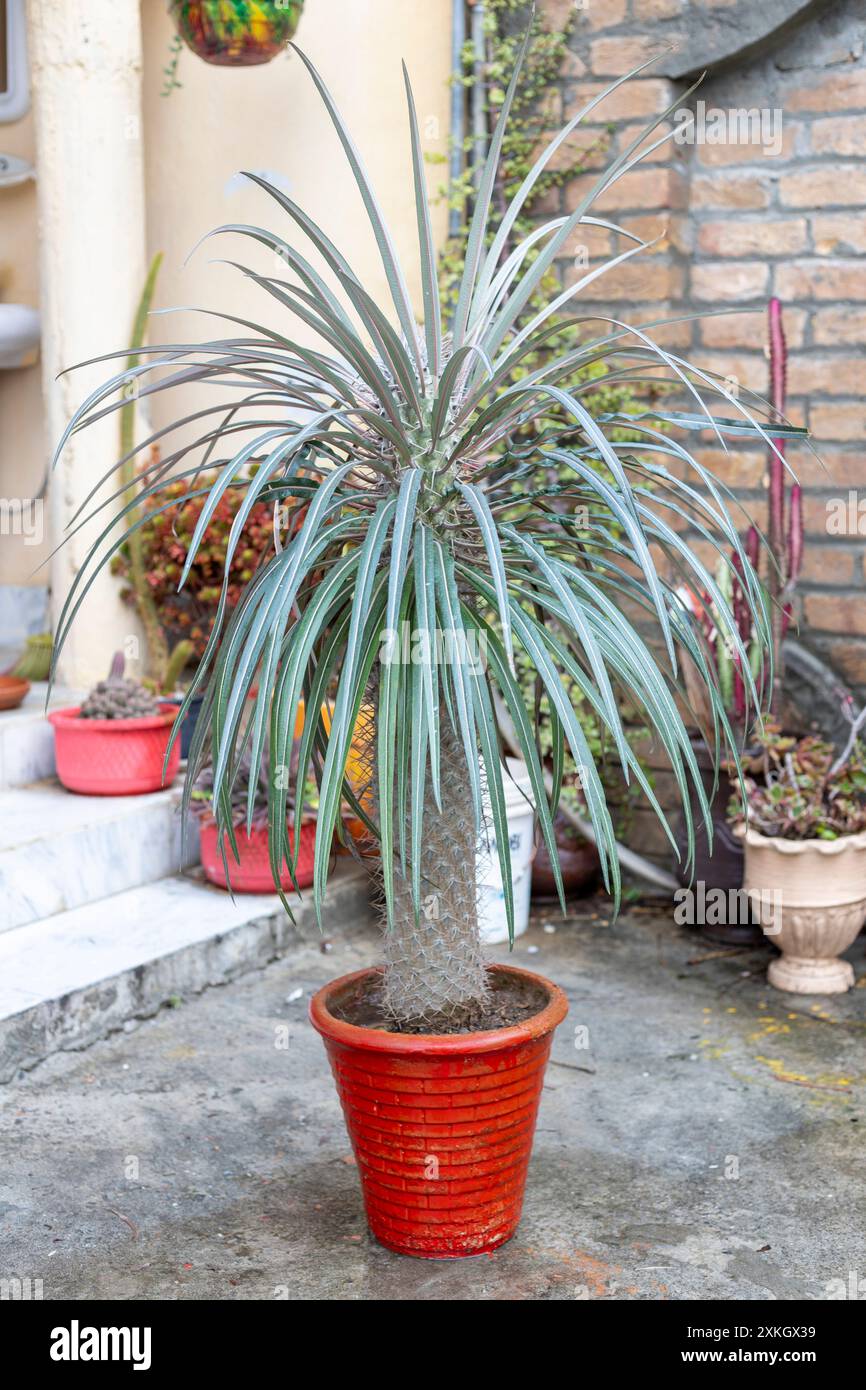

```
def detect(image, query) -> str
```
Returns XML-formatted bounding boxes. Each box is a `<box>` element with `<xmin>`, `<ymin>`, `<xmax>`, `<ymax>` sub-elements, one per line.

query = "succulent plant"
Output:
<box><xmin>111</xmin><ymin>465</ymin><xmax>278</xmax><ymax>661</ymax></box>
<box><xmin>729</xmin><ymin>719</ymin><xmax>866</xmax><ymax>840</ymax></box>
<box><xmin>79</xmin><ymin>653</ymin><xmax>162</xmax><ymax>721</ymax></box>
<box><xmin>190</xmin><ymin>736</ymin><xmax>317</xmax><ymax>829</ymax></box>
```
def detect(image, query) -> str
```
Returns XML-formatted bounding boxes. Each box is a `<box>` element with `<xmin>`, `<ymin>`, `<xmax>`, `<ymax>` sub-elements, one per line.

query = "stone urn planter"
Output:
<box><xmin>736</xmin><ymin>825</ymin><xmax>866</xmax><ymax>994</ymax></box>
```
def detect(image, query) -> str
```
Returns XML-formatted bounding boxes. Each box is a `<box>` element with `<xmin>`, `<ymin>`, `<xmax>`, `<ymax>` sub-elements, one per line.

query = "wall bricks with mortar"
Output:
<box><xmin>534</xmin><ymin>0</ymin><xmax>866</xmax><ymax>861</ymax></box>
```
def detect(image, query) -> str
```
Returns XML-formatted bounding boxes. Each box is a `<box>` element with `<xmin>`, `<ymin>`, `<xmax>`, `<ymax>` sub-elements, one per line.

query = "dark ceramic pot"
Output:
<box><xmin>532</xmin><ymin>811</ymin><xmax>599</xmax><ymax>901</ymax></box>
<box><xmin>673</xmin><ymin>735</ymin><xmax>766</xmax><ymax>947</ymax></box>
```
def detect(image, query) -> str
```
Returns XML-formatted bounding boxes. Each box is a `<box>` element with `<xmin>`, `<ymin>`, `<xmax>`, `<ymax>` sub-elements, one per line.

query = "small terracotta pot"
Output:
<box><xmin>48</xmin><ymin>705</ymin><xmax>180</xmax><ymax>796</ymax></box>
<box><xmin>736</xmin><ymin>824</ymin><xmax>866</xmax><ymax>994</ymax></box>
<box><xmin>199</xmin><ymin>818</ymin><xmax>315</xmax><ymax>893</ymax></box>
<box><xmin>0</xmin><ymin>675</ymin><xmax>30</xmax><ymax>710</ymax></box>
<box><xmin>310</xmin><ymin>964</ymin><xmax>568</xmax><ymax>1259</ymax></box>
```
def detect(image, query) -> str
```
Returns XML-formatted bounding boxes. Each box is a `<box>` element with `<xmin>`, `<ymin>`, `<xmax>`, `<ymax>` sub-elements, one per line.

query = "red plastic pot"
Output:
<box><xmin>309</xmin><ymin>964</ymin><xmax>568</xmax><ymax>1259</ymax></box>
<box><xmin>48</xmin><ymin>705</ymin><xmax>180</xmax><ymax>796</ymax></box>
<box><xmin>199</xmin><ymin>818</ymin><xmax>315</xmax><ymax>893</ymax></box>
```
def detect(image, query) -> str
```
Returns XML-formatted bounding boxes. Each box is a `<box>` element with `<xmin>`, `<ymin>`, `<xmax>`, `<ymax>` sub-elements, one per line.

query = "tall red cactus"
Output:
<box><xmin>766</xmin><ymin>297</ymin><xmax>802</xmax><ymax>715</ymax></box>
<box><xmin>729</xmin><ymin>304</ymin><xmax>802</xmax><ymax>723</ymax></box>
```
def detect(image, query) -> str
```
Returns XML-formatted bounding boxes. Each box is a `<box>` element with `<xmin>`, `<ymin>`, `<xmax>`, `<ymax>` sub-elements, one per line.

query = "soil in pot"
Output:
<box><xmin>310</xmin><ymin>963</ymin><xmax>568</xmax><ymax>1259</ymax></box>
<box><xmin>532</xmin><ymin>810</ymin><xmax>598</xmax><ymax>901</ymax></box>
<box><xmin>330</xmin><ymin>966</ymin><xmax>549</xmax><ymax>1035</ymax></box>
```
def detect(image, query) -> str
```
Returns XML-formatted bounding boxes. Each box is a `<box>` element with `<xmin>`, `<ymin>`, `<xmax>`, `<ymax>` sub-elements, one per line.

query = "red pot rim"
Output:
<box><xmin>48</xmin><ymin>703</ymin><xmax>179</xmax><ymax>732</ymax></box>
<box><xmin>309</xmin><ymin>963</ymin><xmax>568</xmax><ymax>1057</ymax></box>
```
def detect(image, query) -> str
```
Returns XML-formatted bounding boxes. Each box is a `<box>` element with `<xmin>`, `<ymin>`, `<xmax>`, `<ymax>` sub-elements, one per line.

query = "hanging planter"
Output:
<box><xmin>168</xmin><ymin>1</ymin><xmax>305</xmax><ymax>68</ymax></box>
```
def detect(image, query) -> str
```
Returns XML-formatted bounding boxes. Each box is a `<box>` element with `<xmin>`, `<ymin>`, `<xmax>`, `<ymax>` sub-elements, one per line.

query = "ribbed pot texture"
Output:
<box><xmin>309</xmin><ymin>964</ymin><xmax>568</xmax><ymax>1259</ymax></box>
<box><xmin>48</xmin><ymin>705</ymin><xmax>180</xmax><ymax>796</ymax></box>
<box><xmin>199</xmin><ymin>819</ymin><xmax>316</xmax><ymax>893</ymax></box>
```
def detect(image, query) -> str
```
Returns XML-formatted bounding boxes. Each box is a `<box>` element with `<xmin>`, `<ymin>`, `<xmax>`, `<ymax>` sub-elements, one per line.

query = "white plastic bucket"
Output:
<box><xmin>477</xmin><ymin>758</ymin><xmax>536</xmax><ymax>945</ymax></box>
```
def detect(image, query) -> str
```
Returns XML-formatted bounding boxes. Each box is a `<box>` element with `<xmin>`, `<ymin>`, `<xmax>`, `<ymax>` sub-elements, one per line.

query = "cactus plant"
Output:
<box><xmin>79</xmin><ymin>653</ymin><xmax>162</xmax><ymax>721</ymax></box>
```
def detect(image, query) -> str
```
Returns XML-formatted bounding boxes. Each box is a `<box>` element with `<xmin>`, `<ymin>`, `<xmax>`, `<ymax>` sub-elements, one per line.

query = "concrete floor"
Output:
<box><xmin>2</xmin><ymin>900</ymin><xmax>864</xmax><ymax>1301</ymax></box>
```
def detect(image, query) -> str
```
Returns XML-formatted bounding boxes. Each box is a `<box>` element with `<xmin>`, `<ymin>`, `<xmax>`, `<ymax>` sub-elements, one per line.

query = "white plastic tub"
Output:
<box><xmin>477</xmin><ymin>758</ymin><xmax>536</xmax><ymax>944</ymax></box>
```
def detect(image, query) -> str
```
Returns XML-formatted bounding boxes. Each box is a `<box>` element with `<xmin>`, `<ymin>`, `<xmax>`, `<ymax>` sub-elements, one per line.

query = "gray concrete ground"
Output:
<box><xmin>2</xmin><ymin>900</ymin><xmax>864</xmax><ymax>1301</ymax></box>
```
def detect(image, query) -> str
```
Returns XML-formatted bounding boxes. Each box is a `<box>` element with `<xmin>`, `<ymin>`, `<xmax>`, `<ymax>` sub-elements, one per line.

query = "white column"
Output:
<box><xmin>27</xmin><ymin>0</ymin><xmax>146</xmax><ymax>688</ymax></box>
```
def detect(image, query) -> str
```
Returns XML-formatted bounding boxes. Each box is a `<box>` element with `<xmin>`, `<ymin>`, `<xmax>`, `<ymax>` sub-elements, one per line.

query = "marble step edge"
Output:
<box><xmin>0</xmin><ymin>861</ymin><xmax>376</xmax><ymax>1084</ymax></box>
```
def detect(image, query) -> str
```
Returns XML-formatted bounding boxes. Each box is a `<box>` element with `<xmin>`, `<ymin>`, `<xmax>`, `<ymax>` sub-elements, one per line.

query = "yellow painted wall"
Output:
<box><xmin>0</xmin><ymin>106</ymin><xmax>45</xmax><ymax>584</ymax></box>
<box><xmin>0</xmin><ymin>0</ymin><xmax>452</xmax><ymax>591</ymax></box>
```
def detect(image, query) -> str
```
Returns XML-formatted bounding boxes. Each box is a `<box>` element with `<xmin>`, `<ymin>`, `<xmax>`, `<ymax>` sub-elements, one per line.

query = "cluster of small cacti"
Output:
<box><xmin>79</xmin><ymin>654</ymin><xmax>162</xmax><ymax>721</ymax></box>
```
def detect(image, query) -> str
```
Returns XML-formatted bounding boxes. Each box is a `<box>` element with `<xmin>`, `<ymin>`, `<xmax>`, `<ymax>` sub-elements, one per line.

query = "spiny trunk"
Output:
<box><xmin>380</xmin><ymin>713</ymin><xmax>490</xmax><ymax>1032</ymax></box>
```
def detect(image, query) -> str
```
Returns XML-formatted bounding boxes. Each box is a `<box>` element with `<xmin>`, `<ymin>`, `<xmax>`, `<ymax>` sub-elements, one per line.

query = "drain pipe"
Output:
<box><xmin>448</xmin><ymin>0</ymin><xmax>466</xmax><ymax>238</ymax></box>
<box><xmin>469</xmin><ymin>0</ymin><xmax>487</xmax><ymax>188</ymax></box>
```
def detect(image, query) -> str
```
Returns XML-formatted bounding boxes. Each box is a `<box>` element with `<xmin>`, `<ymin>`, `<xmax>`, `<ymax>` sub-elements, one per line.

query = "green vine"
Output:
<box><xmin>437</xmin><ymin>0</ymin><xmax>655</xmax><ymax>829</ymax></box>
<box><xmin>162</xmin><ymin>33</ymin><xmax>184</xmax><ymax>98</ymax></box>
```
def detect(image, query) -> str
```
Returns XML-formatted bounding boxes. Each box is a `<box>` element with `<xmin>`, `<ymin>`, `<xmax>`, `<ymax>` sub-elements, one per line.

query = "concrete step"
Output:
<box><xmin>0</xmin><ymin>860</ymin><xmax>375</xmax><ymax>1082</ymax></box>
<box><xmin>0</xmin><ymin>679</ymin><xmax>82</xmax><ymax>790</ymax></box>
<box><xmin>0</xmin><ymin>779</ymin><xmax>198</xmax><ymax>932</ymax></box>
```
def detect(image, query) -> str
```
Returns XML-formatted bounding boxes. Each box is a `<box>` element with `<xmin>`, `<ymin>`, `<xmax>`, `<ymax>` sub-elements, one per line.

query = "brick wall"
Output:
<box><xmin>534</xmin><ymin>0</ymin><xmax>866</xmax><ymax>860</ymax></box>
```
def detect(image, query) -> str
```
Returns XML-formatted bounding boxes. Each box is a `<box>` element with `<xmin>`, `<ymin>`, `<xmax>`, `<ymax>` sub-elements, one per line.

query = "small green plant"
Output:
<box><xmin>117</xmin><ymin>255</ymin><xmax>194</xmax><ymax>692</ymax></box>
<box><xmin>729</xmin><ymin>716</ymin><xmax>866</xmax><ymax>840</ymax></box>
<box><xmin>161</xmin><ymin>33</ymin><xmax>184</xmax><ymax>97</ymax></box>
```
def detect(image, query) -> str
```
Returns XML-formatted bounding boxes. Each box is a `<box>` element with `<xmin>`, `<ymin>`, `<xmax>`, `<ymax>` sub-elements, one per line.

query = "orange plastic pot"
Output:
<box><xmin>310</xmin><ymin>964</ymin><xmax>568</xmax><ymax>1259</ymax></box>
<box><xmin>200</xmin><ymin>818</ymin><xmax>315</xmax><ymax>893</ymax></box>
<box><xmin>48</xmin><ymin>705</ymin><xmax>180</xmax><ymax>796</ymax></box>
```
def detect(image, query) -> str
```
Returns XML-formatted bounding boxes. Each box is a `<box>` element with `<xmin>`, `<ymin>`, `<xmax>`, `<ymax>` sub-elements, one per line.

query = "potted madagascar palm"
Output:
<box><xmin>731</xmin><ymin>718</ymin><xmax>866</xmax><ymax>994</ymax></box>
<box><xmin>52</xmin><ymin>31</ymin><xmax>806</xmax><ymax>1258</ymax></box>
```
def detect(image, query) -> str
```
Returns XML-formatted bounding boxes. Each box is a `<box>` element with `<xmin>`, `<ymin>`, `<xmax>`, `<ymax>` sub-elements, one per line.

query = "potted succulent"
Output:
<box><xmin>53</xmin><ymin>36</ymin><xmax>805</xmax><ymax>1257</ymax></box>
<box><xmin>731</xmin><ymin>718</ymin><xmax>866</xmax><ymax>994</ymax></box>
<box><xmin>191</xmin><ymin>739</ymin><xmax>317</xmax><ymax>893</ymax></box>
<box><xmin>49</xmin><ymin>654</ymin><xmax>180</xmax><ymax>796</ymax></box>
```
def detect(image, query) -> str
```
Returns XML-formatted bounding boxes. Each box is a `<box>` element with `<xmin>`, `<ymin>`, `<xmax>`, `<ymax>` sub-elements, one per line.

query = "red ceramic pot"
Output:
<box><xmin>48</xmin><ymin>705</ymin><xmax>180</xmax><ymax>796</ymax></box>
<box><xmin>309</xmin><ymin>964</ymin><xmax>568</xmax><ymax>1259</ymax></box>
<box><xmin>199</xmin><ymin>818</ymin><xmax>315</xmax><ymax>893</ymax></box>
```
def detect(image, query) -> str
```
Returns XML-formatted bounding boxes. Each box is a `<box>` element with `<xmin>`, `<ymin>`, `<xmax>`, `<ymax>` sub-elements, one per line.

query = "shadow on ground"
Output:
<box><xmin>2</xmin><ymin>900</ymin><xmax>864</xmax><ymax>1299</ymax></box>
